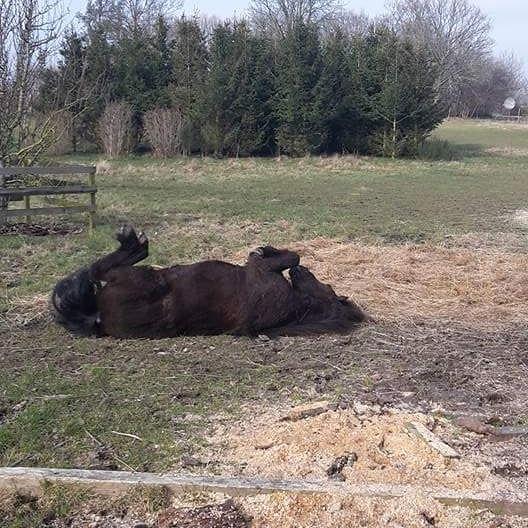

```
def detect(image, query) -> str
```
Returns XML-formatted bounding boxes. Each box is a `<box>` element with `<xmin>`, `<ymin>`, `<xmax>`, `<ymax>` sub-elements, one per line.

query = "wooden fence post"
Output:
<box><xmin>88</xmin><ymin>169</ymin><xmax>96</xmax><ymax>236</ymax></box>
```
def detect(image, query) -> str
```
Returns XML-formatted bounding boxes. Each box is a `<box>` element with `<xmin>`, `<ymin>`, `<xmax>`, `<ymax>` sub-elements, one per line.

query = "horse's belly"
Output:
<box><xmin>97</xmin><ymin>280</ymin><xmax>243</xmax><ymax>338</ymax></box>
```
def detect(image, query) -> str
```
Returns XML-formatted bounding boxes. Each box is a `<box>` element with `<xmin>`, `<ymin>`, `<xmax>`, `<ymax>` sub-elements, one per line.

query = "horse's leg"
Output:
<box><xmin>248</xmin><ymin>246</ymin><xmax>300</xmax><ymax>272</ymax></box>
<box><xmin>89</xmin><ymin>225</ymin><xmax>149</xmax><ymax>282</ymax></box>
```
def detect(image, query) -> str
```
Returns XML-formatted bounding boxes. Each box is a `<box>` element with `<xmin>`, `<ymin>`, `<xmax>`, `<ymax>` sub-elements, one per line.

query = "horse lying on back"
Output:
<box><xmin>51</xmin><ymin>226</ymin><xmax>370</xmax><ymax>338</ymax></box>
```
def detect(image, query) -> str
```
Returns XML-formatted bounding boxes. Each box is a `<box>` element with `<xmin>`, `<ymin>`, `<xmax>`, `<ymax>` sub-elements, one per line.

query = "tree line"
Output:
<box><xmin>1</xmin><ymin>0</ymin><xmax>524</xmax><ymax>164</ymax></box>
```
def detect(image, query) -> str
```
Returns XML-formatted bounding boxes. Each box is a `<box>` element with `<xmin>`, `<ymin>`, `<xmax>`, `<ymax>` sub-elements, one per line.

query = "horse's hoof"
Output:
<box><xmin>138</xmin><ymin>231</ymin><xmax>148</xmax><ymax>245</ymax></box>
<box><xmin>116</xmin><ymin>224</ymin><xmax>138</xmax><ymax>245</ymax></box>
<box><xmin>250</xmin><ymin>247</ymin><xmax>265</xmax><ymax>257</ymax></box>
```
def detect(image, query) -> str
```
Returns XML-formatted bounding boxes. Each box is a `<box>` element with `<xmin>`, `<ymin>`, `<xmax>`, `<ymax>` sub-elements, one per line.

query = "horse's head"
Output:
<box><xmin>289</xmin><ymin>265</ymin><xmax>370</xmax><ymax>328</ymax></box>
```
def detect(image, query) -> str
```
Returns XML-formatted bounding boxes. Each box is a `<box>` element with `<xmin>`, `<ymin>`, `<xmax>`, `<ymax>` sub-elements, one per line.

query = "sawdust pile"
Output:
<box><xmin>234</xmin><ymin>239</ymin><xmax>528</xmax><ymax>327</ymax></box>
<box><xmin>214</xmin><ymin>406</ymin><xmax>500</xmax><ymax>492</ymax></box>
<box><xmin>207</xmin><ymin>405</ymin><xmax>522</xmax><ymax>528</ymax></box>
<box><xmin>241</xmin><ymin>493</ymin><xmax>492</xmax><ymax>528</ymax></box>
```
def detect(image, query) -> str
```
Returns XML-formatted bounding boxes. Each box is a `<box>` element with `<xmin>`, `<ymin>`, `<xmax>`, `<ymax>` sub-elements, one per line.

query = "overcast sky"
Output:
<box><xmin>66</xmin><ymin>0</ymin><xmax>527</xmax><ymax>74</ymax></box>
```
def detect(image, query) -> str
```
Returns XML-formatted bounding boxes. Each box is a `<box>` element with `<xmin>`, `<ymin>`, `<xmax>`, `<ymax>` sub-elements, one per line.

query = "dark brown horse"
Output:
<box><xmin>51</xmin><ymin>226</ymin><xmax>369</xmax><ymax>338</ymax></box>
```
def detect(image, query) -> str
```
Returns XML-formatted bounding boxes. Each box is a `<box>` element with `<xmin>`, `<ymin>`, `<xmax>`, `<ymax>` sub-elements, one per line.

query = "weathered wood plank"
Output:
<box><xmin>0</xmin><ymin>165</ymin><xmax>96</xmax><ymax>176</ymax></box>
<box><xmin>496</xmin><ymin>426</ymin><xmax>528</xmax><ymax>437</ymax></box>
<box><xmin>0</xmin><ymin>186</ymin><xmax>97</xmax><ymax>198</ymax></box>
<box><xmin>406</xmin><ymin>422</ymin><xmax>460</xmax><ymax>459</ymax></box>
<box><xmin>0</xmin><ymin>467</ymin><xmax>526</xmax><ymax>517</ymax></box>
<box><xmin>0</xmin><ymin>205</ymin><xmax>95</xmax><ymax>219</ymax></box>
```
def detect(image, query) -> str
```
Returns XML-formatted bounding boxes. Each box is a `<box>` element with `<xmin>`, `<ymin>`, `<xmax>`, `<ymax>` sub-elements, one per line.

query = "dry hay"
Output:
<box><xmin>234</xmin><ymin>238</ymin><xmax>528</xmax><ymax>328</ymax></box>
<box><xmin>446</xmin><ymin>231</ymin><xmax>528</xmax><ymax>252</ymax></box>
<box><xmin>512</xmin><ymin>210</ymin><xmax>528</xmax><ymax>229</ymax></box>
<box><xmin>0</xmin><ymin>292</ymin><xmax>50</xmax><ymax>332</ymax></box>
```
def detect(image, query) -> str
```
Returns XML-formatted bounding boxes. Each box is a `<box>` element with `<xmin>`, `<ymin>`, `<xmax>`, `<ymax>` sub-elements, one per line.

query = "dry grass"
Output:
<box><xmin>235</xmin><ymin>238</ymin><xmax>528</xmax><ymax>329</ymax></box>
<box><xmin>0</xmin><ymin>292</ymin><xmax>50</xmax><ymax>330</ymax></box>
<box><xmin>512</xmin><ymin>210</ymin><xmax>528</xmax><ymax>229</ymax></box>
<box><xmin>485</xmin><ymin>146</ymin><xmax>528</xmax><ymax>157</ymax></box>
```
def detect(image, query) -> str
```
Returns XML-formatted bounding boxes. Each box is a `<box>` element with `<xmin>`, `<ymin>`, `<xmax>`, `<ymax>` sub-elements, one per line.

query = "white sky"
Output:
<box><xmin>65</xmin><ymin>0</ymin><xmax>527</xmax><ymax>74</ymax></box>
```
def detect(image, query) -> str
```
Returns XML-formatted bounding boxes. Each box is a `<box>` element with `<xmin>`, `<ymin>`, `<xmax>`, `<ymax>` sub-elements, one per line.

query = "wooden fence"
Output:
<box><xmin>0</xmin><ymin>165</ymin><xmax>97</xmax><ymax>233</ymax></box>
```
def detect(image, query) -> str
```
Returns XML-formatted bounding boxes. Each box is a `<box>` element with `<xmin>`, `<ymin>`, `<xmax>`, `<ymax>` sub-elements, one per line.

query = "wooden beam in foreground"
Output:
<box><xmin>0</xmin><ymin>467</ymin><xmax>527</xmax><ymax>517</ymax></box>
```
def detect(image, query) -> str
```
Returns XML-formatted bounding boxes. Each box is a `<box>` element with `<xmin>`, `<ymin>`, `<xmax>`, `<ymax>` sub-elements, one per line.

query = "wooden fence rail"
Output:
<box><xmin>0</xmin><ymin>165</ymin><xmax>97</xmax><ymax>233</ymax></box>
<box><xmin>0</xmin><ymin>467</ymin><xmax>527</xmax><ymax>517</ymax></box>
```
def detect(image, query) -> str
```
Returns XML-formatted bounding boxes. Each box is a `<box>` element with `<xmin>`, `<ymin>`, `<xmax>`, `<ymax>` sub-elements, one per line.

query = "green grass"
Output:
<box><xmin>1</xmin><ymin>118</ymin><xmax>528</xmax><ymax>477</ymax></box>
<box><xmin>3</xmin><ymin>120</ymin><xmax>528</xmax><ymax>307</ymax></box>
<box><xmin>434</xmin><ymin>118</ymin><xmax>528</xmax><ymax>152</ymax></box>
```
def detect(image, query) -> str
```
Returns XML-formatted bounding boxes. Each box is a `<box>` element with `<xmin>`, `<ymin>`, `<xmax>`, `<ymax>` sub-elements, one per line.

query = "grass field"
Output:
<box><xmin>1</xmin><ymin>118</ymin><xmax>528</xmax><ymax>525</ymax></box>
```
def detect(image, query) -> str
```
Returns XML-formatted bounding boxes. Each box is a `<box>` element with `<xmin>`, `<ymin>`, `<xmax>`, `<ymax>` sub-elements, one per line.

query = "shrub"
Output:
<box><xmin>144</xmin><ymin>108</ymin><xmax>184</xmax><ymax>158</ymax></box>
<box><xmin>45</xmin><ymin>110</ymin><xmax>74</xmax><ymax>155</ymax></box>
<box><xmin>416</xmin><ymin>139</ymin><xmax>459</xmax><ymax>161</ymax></box>
<box><xmin>98</xmin><ymin>102</ymin><xmax>133</xmax><ymax>157</ymax></box>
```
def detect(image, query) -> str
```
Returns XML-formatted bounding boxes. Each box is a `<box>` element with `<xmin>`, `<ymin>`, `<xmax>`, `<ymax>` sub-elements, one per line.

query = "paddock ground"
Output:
<box><xmin>1</xmin><ymin>118</ymin><xmax>528</xmax><ymax>526</ymax></box>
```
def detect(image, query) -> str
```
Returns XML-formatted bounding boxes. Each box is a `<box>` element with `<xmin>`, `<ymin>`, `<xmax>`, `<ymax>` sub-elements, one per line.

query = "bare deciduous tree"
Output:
<box><xmin>452</xmin><ymin>53</ymin><xmax>525</xmax><ymax>117</ymax></box>
<box><xmin>83</xmin><ymin>0</ymin><xmax>182</xmax><ymax>40</ymax></box>
<box><xmin>250</xmin><ymin>0</ymin><xmax>343</xmax><ymax>36</ymax></box>
<box><xmin>389</xmin><ymin>0</ymin><xmax>493</xmax><ymax>108</ymax></box>
<box><xmin>144</xmin><ymin>107</ymin><xmax>183</xmax><ymax>157</ymax></box>
<box><xmin>0</xmin><ymin>0</ymin><xmax>64</xmax><ymax>165</ymax></box>
<box><xmin>326</xmin><ymin>9</ymin><xmax>370</xmax><ymax>38</ymax></box>
<box><xmin>98</xmin><ymin>101</ymin><xmax>133</xmax><ymax>157</ymax></box>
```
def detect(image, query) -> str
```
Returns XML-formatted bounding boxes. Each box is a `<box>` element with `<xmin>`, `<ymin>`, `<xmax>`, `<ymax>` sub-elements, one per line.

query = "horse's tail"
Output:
<box><xmin>51</xmin><ymin>267</ymin><xmax>100</xmax><ymax>336</ymax></box>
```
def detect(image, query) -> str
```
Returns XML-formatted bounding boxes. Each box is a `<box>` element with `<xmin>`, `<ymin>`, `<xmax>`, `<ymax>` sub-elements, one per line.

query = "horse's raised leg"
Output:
<box><xmin>89</xmin><ymin>225</ymin><xmax>149</xmax><ymax>281</ymax></box>
<box><xmin>248</xmin><ymin>246</ymin><xmax>300</xmax><ymax>272</ymax></box>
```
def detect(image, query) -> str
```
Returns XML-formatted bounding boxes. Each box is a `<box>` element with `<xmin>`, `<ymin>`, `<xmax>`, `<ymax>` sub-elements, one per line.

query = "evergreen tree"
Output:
<box><xmin>37</xmin><ymin>30</ymin><xmax>93</xmax><ymax>152</ymax></box>
<box><xmin>200</xmin><ymin>21</ymin><xmax>234</xmax><ymax>155</ymax></box>
<box><xmin>81</xmin><ymin>0</ymin><xmax>120</xmax><ymax>144</ymax></box>
<box><xmin>171</xmin><ymin>16</ymin><xmax>208</xmax><ymax>154</ymax></box>
<box><xmin>200</xmin><ymin>21</ymin><xmax>275</xmax><ymax>157</ymax></box>
<box><xmin>274</xmin><ymin>23</ymin><xmax>323</xmax><ymax>156</ymax></box>
<box><xmin>359</xmin><ymin>27</ymin><xmax>445</xmax><ymax>157</ymax></box>
<box><xmin>35</xmin><ymin>5</ymin><xmax>447</xmax><ymax>159</ymax></box>
<box><xmin>150</xmin><ymin>16</ymin><xmax>174</xmax><ymax>108</ymax></box>
<box><xmin>313</xmin><ymin>28</ymin><xmax>358</xmax><ymax>153</ymax></box>
<box><xmin>223</xmin><ymin>22</ymin><xmax>276</xmax><ymax>156</ymax></box>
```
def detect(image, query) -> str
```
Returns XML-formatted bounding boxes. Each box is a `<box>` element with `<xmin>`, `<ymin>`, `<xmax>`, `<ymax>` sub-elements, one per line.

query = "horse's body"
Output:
<box><xmin>52</xmin><ymin>226</ymin><xmax>369</xmax><ymax>338</ymax></box>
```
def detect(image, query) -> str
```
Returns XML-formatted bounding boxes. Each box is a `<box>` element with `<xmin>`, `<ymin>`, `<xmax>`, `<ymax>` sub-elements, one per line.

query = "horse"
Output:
<box><xmin>51</xmin><ymin>226</ymin><xmax>369</xmax><ymax>338</ymax></box>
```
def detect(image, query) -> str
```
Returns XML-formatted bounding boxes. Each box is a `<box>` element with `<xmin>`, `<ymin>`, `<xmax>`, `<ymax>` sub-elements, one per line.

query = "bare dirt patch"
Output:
<box><xmin>0</xmin><ymin>221</ymin><xmax>83</xmax><ymax>236</ymax></box>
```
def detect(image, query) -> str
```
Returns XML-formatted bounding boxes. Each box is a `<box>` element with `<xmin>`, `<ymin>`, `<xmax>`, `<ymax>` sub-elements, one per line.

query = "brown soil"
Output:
<box><xmin>0</xmin><ymin>221</ymin><xmax>83</xmax><ymax>236</ymax></box>
<box><xmin>157</xmin><ymin>500</ymin><xmax>251</xmax><ymax>528</ymax></box>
